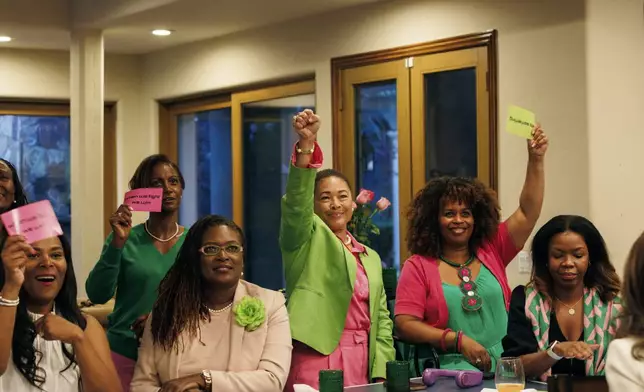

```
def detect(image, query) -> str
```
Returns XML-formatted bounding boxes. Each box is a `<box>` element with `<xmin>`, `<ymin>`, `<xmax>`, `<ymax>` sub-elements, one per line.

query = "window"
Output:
<box><xmin>333</xmin><ymin>31</ymin><xmax>498</xmax><ymax>269</ymax></box>
<box><xmin>0</xmin><ymin>102</ymin><xmax>118</xmax><ymax>239</ymax></box>
<box><xmin>159</xmin><ymin>80</ymin><xmax>315</xmax><ymax>290</ymax></box>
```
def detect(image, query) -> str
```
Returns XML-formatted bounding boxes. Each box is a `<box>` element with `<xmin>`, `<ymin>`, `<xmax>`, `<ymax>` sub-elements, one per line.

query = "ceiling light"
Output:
<box><xmin>0</xmin><ymin>36</ymin><xmax>12</xmax><ymax>43</ymax></box>
<box><xmin>151</xmin><ymin>29</ymin><xmax>172</xmax><ymax>36</ymax></box>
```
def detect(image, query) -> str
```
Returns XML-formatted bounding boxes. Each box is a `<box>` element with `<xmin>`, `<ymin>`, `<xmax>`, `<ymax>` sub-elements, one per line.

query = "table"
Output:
<box><xmin>345</xmin><ymin>377</ymin><xmax>548</xmax><ymax>391</ymax></box>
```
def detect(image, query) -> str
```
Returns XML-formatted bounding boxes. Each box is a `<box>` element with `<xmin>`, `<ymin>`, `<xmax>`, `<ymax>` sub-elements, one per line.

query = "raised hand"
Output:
<box><xmin>34</xmin><ymin>313</ymin><xmax>83</xmax><ymax>344</ymax></box>
<box><xmin>292</xmin><ymin>109</ymin><xmax>320</xmax><ymax>142</ymax></box>
<box><xmin>1</xmin><ymin>235</ymin><xmax>34</xmax><ymax>291</ymax></box>
<box><xmin>461</xmin><ymin>335</ymin><xmax>492</xmax><ymax>371</ymax></box>
<box><xmin>528</xmin><ymin>124</ymin><xmax>548</xmax><ymax>159</ymax></box>
<box><xmin>109</xmin><ymin>204</ymin><xmax>133</xmax><ymax>248</ymax></box>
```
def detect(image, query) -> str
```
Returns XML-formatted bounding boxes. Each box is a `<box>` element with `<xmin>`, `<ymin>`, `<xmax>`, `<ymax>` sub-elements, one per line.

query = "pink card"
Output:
<box><xmin>123</xmin><ymin>188</ymin><xmax>163</xmax><ymax>212</ymax></box>
<box><xmin>0</xmin><ymin>200</ymin><xmax>64</xmax><ymax>244</ymax></box>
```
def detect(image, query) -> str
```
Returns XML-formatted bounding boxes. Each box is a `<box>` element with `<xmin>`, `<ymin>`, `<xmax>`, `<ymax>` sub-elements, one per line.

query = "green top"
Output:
<box><xmin>85</xmin><ymin>224</ymin><xmax>186</xmax><ymax>360</ymax></box>
<box><xmin>440</xmin><ymin>265</ymin><xmax>508</xmax><ymax>371</ymax></box>
<box><xmin>280</xmin><ymin>164</ymin><xmax>395</xmax><ymax>379</ymax></box>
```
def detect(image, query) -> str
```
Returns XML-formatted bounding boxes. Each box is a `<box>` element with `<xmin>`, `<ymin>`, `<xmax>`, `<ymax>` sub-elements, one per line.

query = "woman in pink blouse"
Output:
<box><xmin>394</xmin><ymin>125</ymin><xmax>548</xmax><ymax>373</ymax></box>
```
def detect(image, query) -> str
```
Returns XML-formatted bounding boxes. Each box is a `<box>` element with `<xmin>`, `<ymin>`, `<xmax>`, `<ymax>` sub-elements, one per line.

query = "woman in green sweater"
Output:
<box><xmin>85</xmin><ymin>154</ymin><xmax>187</xmax><ymax>392</ymax></box>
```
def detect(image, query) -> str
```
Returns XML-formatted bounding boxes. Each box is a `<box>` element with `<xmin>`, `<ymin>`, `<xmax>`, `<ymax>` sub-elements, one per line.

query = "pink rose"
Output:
<box><xmin>356</xmin><ymin>189</ymin><xmax>375</xmax><ymax>204</ymax></box>
<box><xmin>375</xmin><ymin>197</ymin><xmax>391</xmax><ymax>211</ymax></box>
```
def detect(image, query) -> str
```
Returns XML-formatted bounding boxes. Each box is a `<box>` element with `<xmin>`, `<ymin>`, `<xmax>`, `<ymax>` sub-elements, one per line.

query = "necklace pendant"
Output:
<box><xmin>568</xmin><ymin>308</ymin><xmax>575</xmax><ymax>316</ymax></box>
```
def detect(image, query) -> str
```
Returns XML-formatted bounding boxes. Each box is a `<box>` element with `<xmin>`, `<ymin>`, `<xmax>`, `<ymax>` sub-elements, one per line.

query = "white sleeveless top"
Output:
<box><xmin>0</xmin><ymin>310</ymin><xmax>81</xmax><ymax>392</ymax></box>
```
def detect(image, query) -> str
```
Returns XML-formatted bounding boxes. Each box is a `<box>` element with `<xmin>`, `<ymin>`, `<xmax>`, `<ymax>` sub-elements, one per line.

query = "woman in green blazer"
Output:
<box><xmin>281</xmin><ymin>109</ymin><xmax>395</xmax><ymax>391</ymax></box>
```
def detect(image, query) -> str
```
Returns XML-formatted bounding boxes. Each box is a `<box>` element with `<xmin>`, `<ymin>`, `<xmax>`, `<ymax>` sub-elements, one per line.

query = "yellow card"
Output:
<box><xmin>506</xmin><ymin>105</ymin><xmax>536</xmax><ymax>139</ymax></box>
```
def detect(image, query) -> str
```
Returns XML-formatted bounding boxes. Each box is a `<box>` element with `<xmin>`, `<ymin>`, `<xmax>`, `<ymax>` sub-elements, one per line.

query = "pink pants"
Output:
<box><xmin>111</xmin><ymin>351</ymin><xmax>136</xmax><ymax>392</ymax></box>
<box><xmin>285</xmin><ymin>330</ymin><xmax>369</xmax><ymax>392</ymax></box>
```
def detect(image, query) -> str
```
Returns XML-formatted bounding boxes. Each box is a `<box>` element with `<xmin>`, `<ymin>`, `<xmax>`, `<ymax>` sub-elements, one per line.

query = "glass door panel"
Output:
<box><xmin>424</xmin><ymin>68</ymin><xmax>478</xmax><ymax>179</ymax></box>
<box><xmin>0</xmin><ymin>114</ymin><xmax>72</xmax><ymax>239</ymax></box>
<box><xmin>410</xmin><ymin>47</ymin><xmax>490</xmax><ymax>194</ymax></box>
<box><xmin>231</xmin><ymin>81</ymin><xmax>315</xmax><ymax>290</ymax></box>
<box><xmin>340</xmin><ymin>61</ymin><xmax>410</xmax><ymax>269</ymax></box>
<box><xmin>241</xmin><ymin>93</ymin><xmax>314</xmax><ymax>290</ymax></box>
<box><xmin>177</xmin><ymin>107</ymin><xmax>233</xmax><ymax>227</ymax></box>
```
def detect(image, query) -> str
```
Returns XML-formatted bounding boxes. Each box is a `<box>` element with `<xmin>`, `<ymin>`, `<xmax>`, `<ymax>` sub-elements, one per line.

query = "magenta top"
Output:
<box><xmin>343</xmin><ymin>233</ymin><xmax>371</xmax><ymax>331</ymax></box>
<box><xmin>394</xmin><ymin>222</ymin><xmax>521</xmax><ymax>329</ymax></box>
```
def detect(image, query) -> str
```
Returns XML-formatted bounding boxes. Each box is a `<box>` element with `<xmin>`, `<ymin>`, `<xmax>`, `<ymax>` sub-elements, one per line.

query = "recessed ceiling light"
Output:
<box><xmin>0</xmin><ymin>36</ymin><xmax>12</xmax><ymax>43</ymax></box>
<box><xmin>151</xmin><ymin>29</ymin><xmax>172</xmax><ymax>36</ymax></box>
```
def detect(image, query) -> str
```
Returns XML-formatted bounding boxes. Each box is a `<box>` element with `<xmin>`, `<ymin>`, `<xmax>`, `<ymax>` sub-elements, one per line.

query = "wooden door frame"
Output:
<box><xmin>331</xmin><ymin>30</ymin><xmax>499</xmax><ymax>191</ymax></box>
<box><xmin>230</xmin><ymin>80</ymin><xmax>315</xmax><ymax>227</ymax></box>
<box><xmin>409</xmin><ymin>46</ymin><xmax>491</xmax><ymax>194</ymax></box>
<box><xmin>157</xmin><ymin>78</ymin><xmax>315</xmax><ymax>228</ymax></box>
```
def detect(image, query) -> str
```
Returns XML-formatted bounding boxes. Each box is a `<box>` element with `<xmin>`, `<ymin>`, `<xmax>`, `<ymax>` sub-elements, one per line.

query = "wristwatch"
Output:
<box><xmin>201</xmin><ymin>369</ymin><xmax>212</xmax><ymax>391</ymax></box>
<box><xmin>546</xmin><ymin>340</ymin><xmax>563</xmax><ymax>361</ymax></box>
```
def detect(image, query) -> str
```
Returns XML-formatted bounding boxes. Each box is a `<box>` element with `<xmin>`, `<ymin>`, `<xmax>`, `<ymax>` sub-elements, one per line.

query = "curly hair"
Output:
<box><xmin>407</xmin><ymin>176</ymin><xmax>500</xmax><ymax>257</ymax></box>
<box><xmin>150</xmin><ymin>215</ymin><xmax>245</xmax><ymax>352</ymax></box>
<box><xmin>529</xmin><ymin>215</ymin><xmax>620</xmax><ymax>303</ymax></box>
<box><xmin>129</xmin><ymin>154</ymin><xmax>185</xmax><ymax>190</ymax></box>
<box><xmin>0</xmin><ymin>235</ymin><xmax>86</xmax><ymax>388</ymax></box>
<box><xmin>619</xmin><ymin>230</ymin><xmax>644</xmax><ymax>359</ymax></box>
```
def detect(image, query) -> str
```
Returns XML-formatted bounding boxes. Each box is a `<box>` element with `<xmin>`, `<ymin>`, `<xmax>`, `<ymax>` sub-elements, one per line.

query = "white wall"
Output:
<box><xmin>140</xmin><ymin>0</ymin><xmax>589</xmax><ymax>287</ymax></box>
<box><xmin>0</xmin><ymin>48</ymin><xmax>142</xmax><ymax>202</ymax></box>
<box><xmin>586</xmin><ymin>0</ymin><xmax>644</xmax><ymax>275</ymax></box>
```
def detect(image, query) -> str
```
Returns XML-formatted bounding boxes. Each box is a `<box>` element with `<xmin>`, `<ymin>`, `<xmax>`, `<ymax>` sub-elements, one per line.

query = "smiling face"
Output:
<box><xmin>199</xmin><ymin>225</ymin><xmax>244</xmax><ymax>288</ymax></box>
<box><xmin>22</xmin><ymin>236</ymin><xmax>68</xmax><ymax>307</ymax></box>
<box><xmin>548</xmin><ymin>231</ymin><xmax>589</xmax><ymax>290</ymax></box>
<box><xmin>439</xmin><ymin>200</ymin><xmax>475</xmax><ymax>249</ymax></box>
<box><xmin>314</xmin><ymin>176</ymin><xmax>354</xmax><ymax>233</ymax></box>
<box><xmin>0</xmin><ymin>161</ymin><xmax>16</xmax><ymax>213</ymax></box>
<box><xmin>150</xmin><ymin>163</ymin><xmax>183</xmax><ymax>213</ymax></box>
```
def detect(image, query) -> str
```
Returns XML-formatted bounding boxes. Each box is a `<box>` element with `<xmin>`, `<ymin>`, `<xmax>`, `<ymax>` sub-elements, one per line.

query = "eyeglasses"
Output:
<box><xmin>199</xmin><ymin>244</ymin><xmax>244</xmax><ymax>256</ymax></box>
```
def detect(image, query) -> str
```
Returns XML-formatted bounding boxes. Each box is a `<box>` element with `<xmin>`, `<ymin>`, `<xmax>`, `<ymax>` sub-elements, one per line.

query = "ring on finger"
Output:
<box><xmin>476</xmin><ymin>358</ymin><xmax>482</xmax><ymax>363</ymax></box>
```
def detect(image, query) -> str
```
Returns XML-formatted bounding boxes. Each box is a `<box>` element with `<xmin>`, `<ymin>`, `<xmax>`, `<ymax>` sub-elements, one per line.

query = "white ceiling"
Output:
<box><xmin>0</xmin><ymin>0</ymin><xmax>384</xmax><ymax>54</ymax></box>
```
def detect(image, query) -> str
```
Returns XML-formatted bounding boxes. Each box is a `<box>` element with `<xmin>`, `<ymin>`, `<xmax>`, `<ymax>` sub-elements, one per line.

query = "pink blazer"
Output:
<box><xmin>130</xmin><ymin>280</ymin><xmax>293</xmax><ymax>392</ymax></box>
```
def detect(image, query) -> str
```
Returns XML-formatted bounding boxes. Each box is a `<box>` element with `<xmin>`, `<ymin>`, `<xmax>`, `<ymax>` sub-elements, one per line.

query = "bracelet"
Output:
<box><xmin>456</xmin><ymin>331</ymin><xmax>464</xmax><ymax>353</ymax></box>
<box><xmin>0</xmin><ymin>295</ymin><xmax>19</xmax><ymax>307</ymax></box>
<box><xmin>295</xmin><ymin>142</ymin><xmax>315</xmax><ymax>155</ymax></box>
<box><xmin>440</xmin><ymin>328</ymin><xmax>453</xmax><ymax>352</ymax></box>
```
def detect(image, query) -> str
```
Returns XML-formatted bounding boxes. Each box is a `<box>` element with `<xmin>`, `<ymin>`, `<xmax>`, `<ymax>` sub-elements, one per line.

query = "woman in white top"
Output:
<box><xmin>0</xmin><ymin>233</ymin><xmax>121</xmax><ymax>392</ymax></box>
<box><xmin>606</xmin><ymin>231</ymin><xmax>644</xmax><ymax>388</ymax></box>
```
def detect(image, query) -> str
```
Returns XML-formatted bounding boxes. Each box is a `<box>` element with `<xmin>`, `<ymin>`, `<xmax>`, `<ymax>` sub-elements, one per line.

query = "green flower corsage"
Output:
<box><xmin>233</xmin><ymin>296</ymin><xmax>266</xmax><ymax>331</ymax></box>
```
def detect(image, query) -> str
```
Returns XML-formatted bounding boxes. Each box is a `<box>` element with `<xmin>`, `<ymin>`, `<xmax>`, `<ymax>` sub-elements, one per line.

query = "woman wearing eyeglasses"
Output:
<box><xmin>130</xmin><ymin>215</ymin><xmax>292</xmax><ymax>392</ymax></box>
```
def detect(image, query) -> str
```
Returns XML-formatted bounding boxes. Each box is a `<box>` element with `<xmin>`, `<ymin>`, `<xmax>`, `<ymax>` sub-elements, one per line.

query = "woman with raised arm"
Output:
<box><xmin>395</xmin><ymin>126</ymin><xmax>548</xmax><ymax>373</ymax></box>
<box><xmin>281</xmin><ymin>110</ymin><xmax>395</xmax><ymax>391</ymax></box>
<box><xmin>0</xmin><ymin>234</ymin><xmax>121</xmax><ymax>391</ymax></box>
<box><xmin>85</xmin><ymin>155</ymin><xmax>187</xmax><ymax>391</ymax></box>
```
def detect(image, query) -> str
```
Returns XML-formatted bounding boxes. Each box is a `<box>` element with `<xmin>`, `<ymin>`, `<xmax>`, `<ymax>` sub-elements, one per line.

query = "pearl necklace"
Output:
<box><xmin>144</xmin><ymin>221</ymin><xmax>180</xmax><ymax>242</ymax></box>
<box><xmin>207</xmin><ymin>302</ymin><xmax>233</xmax><ymax>313</ymax></box>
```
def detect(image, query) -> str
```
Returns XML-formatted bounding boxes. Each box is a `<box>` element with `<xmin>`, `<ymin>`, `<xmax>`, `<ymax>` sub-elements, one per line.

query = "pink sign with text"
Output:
<box><xmin>123</xmin><ymin>188</ymin><xmax>163</xmax><ymax>212</ymax></box>
<box><xmin>0</xmin><ymin>200</ymin><xmax>64</xmax><ymax>244</ymax></box>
